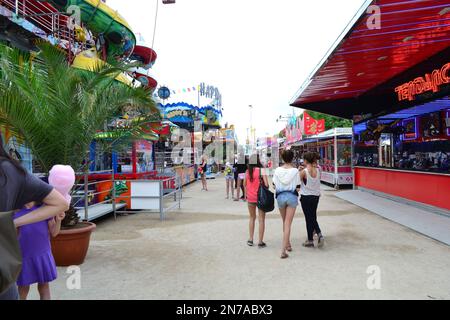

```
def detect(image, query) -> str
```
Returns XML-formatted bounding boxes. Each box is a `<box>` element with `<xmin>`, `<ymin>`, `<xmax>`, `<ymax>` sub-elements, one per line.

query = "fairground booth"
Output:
<box><xmin>291</xmin><ymin>0</ymin><xmax>450</xmax><ymax>212</ymax></box>
<box><xmin>290</xmin><ymin>128</ymin><xmax>353</xmax><ymax>188</ymax></box>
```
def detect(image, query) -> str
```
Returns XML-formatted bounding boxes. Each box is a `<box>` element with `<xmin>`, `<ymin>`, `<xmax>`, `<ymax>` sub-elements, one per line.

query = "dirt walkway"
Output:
<box><xmin>30</xmin><ymin>176</ymin><xmax>450</xmax><ymax>300</ymax></box>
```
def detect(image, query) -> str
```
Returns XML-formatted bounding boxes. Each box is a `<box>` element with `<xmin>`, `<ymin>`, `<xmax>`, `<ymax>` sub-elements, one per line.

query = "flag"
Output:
<box><xmin>304</xmin><ymin>112</ymin><xmax>326</xmax><ymax>135</ymax></box>
<box><xmin>317</xmin><ymin>119</ymin><xmax>325</xmax><ymax>134</ymax></box>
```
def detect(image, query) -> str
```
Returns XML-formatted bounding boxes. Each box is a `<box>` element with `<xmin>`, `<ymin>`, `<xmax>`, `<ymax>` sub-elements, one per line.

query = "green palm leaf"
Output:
<box><xmin>0</xmin><ymin>42</ymin><xmax>160</xmax><ymax>173</ymax></box>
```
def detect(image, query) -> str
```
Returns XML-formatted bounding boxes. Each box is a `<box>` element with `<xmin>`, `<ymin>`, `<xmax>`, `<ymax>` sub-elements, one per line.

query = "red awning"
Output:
<box><xmin>291</xmin><ymin>0</ymin><xmax>450</xmax><ymax>109</ymax></box>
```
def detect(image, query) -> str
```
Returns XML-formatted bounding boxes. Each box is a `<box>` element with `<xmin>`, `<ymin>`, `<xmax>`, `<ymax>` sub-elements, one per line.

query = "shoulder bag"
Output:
<box><xmin>0</xmin><ymin>211</ymin><xmax>22</xmax><ymax>294</ymax></box>
<box><xmin>257</xmin><ymin>169</ymin><xmax>275</xmax><ymax>213</ymax></box>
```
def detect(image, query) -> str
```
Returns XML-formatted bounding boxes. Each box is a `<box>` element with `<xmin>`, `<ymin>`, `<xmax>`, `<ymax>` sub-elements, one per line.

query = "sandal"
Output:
<box><xmin>247</xmin><ymin>240</ymin><xmax>254</xmax><ymax>247</ymax></box>
<box><xmin>286</xmin><ymin>245</ymin><xmax>292</xmax><ymax>252</ymax></box>
<box><xmin>302</xmin><ymin>240</ymin><xmax>314</xmax><ymax>248</ymax></box>
<box><xmin>258</xmin><ymin>242</ymin><xmax>266</xmax><ymax>248</ymax></box>
<box><xmin>280</xmin><ymin>252</ymin><xmax>289</xmax><ymax>259</ymax></box>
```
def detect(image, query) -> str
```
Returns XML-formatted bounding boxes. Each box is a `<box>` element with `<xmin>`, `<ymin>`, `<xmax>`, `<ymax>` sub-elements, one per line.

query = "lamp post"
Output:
<box><xmin>249</xmin><ymin>105</ymin><xmax>255</xmax><ymax>145</ymax></box>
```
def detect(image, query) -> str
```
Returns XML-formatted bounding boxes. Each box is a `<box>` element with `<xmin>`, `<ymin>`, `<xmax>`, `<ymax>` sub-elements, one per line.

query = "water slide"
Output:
<box><xmin>72</xmin><ymin>48</ymin><xmax>133</xmax><ymax>86</ymax></box>
<box><xmin>43</xmin><ymin>0</ymin><xmax>136</xmax><ymax>60</ymax></box>
<box><xmin>128</xmin><ymin>33</ymin><xmax>158</xmax><ymax>90</ymax></box>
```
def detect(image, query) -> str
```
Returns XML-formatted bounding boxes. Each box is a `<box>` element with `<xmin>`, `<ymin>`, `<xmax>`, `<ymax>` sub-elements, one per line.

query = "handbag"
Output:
<box><xmin>257</xmin><ymin>169</ymin><xmax>275</xmax><ymax>212</ymax></box>
<box><xmin>0</xmin><ymin>211</ymin><xmax>22</xmax><ymax>294</ymax></box>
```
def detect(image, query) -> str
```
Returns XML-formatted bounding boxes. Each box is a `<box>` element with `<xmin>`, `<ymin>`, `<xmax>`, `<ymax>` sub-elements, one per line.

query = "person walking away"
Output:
<box><xmin>0</xmin><ymin>139</ymin><xmax>69</xmax><ymax>300</ymax></box>
<box><xmin>300</xmin><ymin>152</ymin><xmax>324</xmax><ymax>248</ymax></box>
<box><xmin>224</xmin><ymin>162</ymin><xmax>234</xmax><ymax>199</ymax></box>
<box><xmin>199</xmin><ymin>156</ymin><xmax>208</xmax><ymax>191</ymax></box>
<box><xmin>273</xmin><ymin>150</ymin><xmax>301</xmax><ymax>259</ymax></box>
<box><xmin>244</xmin><ymin>154</ymin><xmax>269</xmax><ymax>248</ymax></box>
<box><xmin>234</xmin><ymin>155</ymin><xmax>248</xmax><ymax>201</ymax></box>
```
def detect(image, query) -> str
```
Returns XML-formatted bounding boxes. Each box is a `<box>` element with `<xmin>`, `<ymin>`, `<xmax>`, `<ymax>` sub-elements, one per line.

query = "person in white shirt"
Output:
<box><xmin>273</xmin><ymin>150</ymin><xmax>301</xmax><ymax>259</ymax></box>
<box><xmin>300</xmin><ymin>152</ymin><xmax>324</xmax><ymax>248</ymax></box>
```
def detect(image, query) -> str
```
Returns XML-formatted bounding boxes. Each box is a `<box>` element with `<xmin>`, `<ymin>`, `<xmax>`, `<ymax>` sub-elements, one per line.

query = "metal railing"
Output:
<box><xmin>115</xmin><ymin>175</ymin><xmax>182</xmax><ymax>221</ymax></box>
<box><xmin>72</xmin><ymin>169</ymin><xmax>117</xmax><ymax>222</ymax></box>
<box><xmin>1</xmin><ymin>0</ymin><xmax>80</xmax><ymax>55</ymax></box>
<box><xmin>72</xmin><ymin>170</ymin><xmax>182</xmax><ymax>222</ymax></box>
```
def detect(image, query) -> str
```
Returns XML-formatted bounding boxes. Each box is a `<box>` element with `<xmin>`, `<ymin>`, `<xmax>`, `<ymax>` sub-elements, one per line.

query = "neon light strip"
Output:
<box><xmin>447</xmin><ymin>110</ymin><xmax>450</xmax><ymax>136</ymax></box>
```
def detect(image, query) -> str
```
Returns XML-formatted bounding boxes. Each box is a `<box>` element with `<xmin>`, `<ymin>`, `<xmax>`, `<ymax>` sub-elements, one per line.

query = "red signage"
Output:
<box><xmin>304</xmin><ymin>112</ymin><xmax>325</xmax><ymax>135</ymax></box>
<box><xmin>395</xmin><ymin>62</ymin><xmax>450</xmax><ymax>102</ymax></box>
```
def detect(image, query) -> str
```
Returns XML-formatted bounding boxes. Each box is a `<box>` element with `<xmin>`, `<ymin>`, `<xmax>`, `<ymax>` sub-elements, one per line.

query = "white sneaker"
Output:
<box><xmin>318</xmin><ymin>235</ymin><xmax>325</xmax><ymax>248</ymax></box>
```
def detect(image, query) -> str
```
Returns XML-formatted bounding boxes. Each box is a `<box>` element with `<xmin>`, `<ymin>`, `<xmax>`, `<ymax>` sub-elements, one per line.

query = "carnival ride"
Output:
<box><xmin>0</xmin><ymin>0</ymin><xmax>182</xmax><ymax>217</ymax></box>
<box><xmin>44</xmin><ymin>0</ymin><xmax>136</xmax><ymax>59</ymax></box>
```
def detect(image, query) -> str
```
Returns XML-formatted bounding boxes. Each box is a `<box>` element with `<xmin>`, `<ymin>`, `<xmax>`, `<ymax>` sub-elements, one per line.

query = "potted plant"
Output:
<box><xmin>0</xmin><ymin>42</ymin><xmax>159</xmax><ymax>266</ymax></box>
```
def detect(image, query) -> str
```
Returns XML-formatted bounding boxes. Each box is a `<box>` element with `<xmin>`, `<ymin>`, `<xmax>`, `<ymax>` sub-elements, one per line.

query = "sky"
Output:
<box><xmin>107</xmin><ymin>0</ymin><xmax>366</xmax><ymax>143</ymax></box>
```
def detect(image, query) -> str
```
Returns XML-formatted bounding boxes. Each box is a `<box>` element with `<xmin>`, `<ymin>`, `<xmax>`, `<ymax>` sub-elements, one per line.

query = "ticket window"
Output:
<box><xmin>116</xmin><ymin>149</ymin><xmax>133</xmax><ymax>173</ymax></box>
<box><xmin>337</xmin><ymin>141</ymin><xmax>352</xmax><ymax>166</ymax></box>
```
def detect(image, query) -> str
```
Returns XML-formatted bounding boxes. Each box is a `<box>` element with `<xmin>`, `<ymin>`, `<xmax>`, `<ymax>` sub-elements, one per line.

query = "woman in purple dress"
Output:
<box><xmin>0</xmin><ymin>139</ymin><xmax>69</xmax><ymax>300</ymax></box>
<box><xmin>14</xmin><ymin>202</ymin><xmax>65</xmax><ymax>300</ymax></box>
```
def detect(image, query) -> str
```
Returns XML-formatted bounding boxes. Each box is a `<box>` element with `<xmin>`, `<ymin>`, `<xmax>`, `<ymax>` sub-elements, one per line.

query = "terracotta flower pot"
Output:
<box><xmin>50</xmin><ymin>222</ymin><xmax>96</xmax><ymax>267</ymax></box>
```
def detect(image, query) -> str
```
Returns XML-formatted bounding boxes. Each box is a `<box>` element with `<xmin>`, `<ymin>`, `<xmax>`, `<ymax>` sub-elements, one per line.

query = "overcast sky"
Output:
<box><xmin>107</xmin><ymin>0</ymin><xmax>366</xmax><ymax>142</ymax></box>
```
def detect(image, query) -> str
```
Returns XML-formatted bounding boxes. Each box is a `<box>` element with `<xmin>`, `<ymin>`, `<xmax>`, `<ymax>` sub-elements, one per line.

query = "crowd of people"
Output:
<box><xmin>220</xmin><ymin>149</ymin><xmax>324</xmax><ymax>259</ymax></box>
<box><xmin>1</xmin><ymin>137</ymin><xmax>325</xmax><ymax>301</ymax></box>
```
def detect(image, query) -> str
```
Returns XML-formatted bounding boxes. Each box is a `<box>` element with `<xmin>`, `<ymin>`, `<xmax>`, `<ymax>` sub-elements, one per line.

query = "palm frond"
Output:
<box><xmin>0</xmin><ymin>42</ymin><xmax>159</xmax><ymax>173</ymax></box>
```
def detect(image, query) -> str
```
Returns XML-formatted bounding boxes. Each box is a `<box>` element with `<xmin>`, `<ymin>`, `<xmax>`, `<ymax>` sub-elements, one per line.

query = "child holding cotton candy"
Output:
<box><xmin>14</xmin><ymin>165</ymin><xmax>75</xmax><ymax>300</ymax></box>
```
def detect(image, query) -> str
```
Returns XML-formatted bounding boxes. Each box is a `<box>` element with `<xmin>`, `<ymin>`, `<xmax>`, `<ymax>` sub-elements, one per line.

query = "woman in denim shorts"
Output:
<box><xmin>273</xmin><ymin>150</ymin><xmax>301</xmax><ymax>259</ymax></box>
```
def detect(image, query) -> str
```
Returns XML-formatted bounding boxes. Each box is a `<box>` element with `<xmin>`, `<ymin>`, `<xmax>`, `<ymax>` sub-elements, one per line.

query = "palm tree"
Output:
<box><xmin>0</xmin><ymin>41</ymin><xmax>160</xmax><ymax>174</ymax></box>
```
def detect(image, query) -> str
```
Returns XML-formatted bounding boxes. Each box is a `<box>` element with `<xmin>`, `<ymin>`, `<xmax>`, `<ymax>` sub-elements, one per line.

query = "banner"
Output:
<box><xmin>285</xmin><ymin>116</ymin><xmax>302</xmax><ymax>145</ymax></box>
<box><xmin>304</xmin><ymin>112</ymin><xmax>325</xmax><ymax>135</ymax></box>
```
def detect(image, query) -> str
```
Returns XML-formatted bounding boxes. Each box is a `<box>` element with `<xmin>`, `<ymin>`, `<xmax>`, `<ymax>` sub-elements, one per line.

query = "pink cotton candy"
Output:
<box><xmin>48</xmin><ymin>165</ymin><xmax>75</xmax><ymax>203</ymax></box>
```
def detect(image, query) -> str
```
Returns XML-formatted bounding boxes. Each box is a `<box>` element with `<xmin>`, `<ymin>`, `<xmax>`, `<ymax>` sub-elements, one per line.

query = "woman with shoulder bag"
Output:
<box><xmin>0</xmin><ymin>139</ymin><xmax>69</xmax><ymax>300</ymax></box>
<box><xmin>273</xmin><ymin>150</ymin><xmax>301</xmax><ymax>259</ymax></box>
<box><xmin>244</xmin><ymin>154</ymin><xmax>269</xmax><ymax>248</ymax></box>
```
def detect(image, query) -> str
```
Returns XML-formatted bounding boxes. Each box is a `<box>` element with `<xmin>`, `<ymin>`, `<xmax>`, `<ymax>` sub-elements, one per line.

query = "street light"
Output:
<box><xmin>249</xmin><ymin>105</ymin><xmax>255</xmax><ymax>144</ymax></box>
<box><xmin>276</xmin><ymin>115</ymin><xmax>291</xmax><ymax>123</ymax></box>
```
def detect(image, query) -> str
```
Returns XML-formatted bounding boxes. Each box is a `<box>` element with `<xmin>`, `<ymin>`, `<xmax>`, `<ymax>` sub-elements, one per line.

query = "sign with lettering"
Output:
<box><xmin>395</xmin><ymin>63</ymin><xmax>449</xmax><ymax>102</ymax></box>
<box><xmin>199</xmin><ymin>83</ymin><xmax>222</xmax><ymax>107</ymax></box>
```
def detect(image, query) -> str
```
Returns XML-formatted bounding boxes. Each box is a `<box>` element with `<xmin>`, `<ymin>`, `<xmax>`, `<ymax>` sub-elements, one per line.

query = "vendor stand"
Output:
<box><xmin>290</xmin><ymin>0</ymin><xmax>450</xmax><ymax>211</ymax></box>
<box><xmin>291</xmin><ymin>128</ymin><xmax>353</xmax><ymax>187</ymax></box>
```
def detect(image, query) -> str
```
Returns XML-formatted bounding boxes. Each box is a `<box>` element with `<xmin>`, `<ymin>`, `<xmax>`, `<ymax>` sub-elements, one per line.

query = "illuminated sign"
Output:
<box><xmin>166</xmin><ymin>109</ymin><xmax>192</xmax><ymax>119</ymax></box>
<box><xmin>402</xmin><ymin>118</ymin><xmax>417</xmax><ymax>141</ymax></box>
<box><xmin>395</xmin><ymin>63</ymin><xmax>450</xmax><ymax>102</ymax></box>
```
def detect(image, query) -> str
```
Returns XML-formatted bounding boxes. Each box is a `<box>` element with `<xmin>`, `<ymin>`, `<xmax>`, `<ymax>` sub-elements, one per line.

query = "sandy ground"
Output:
<box><xmin>29</xmin><ymin>176</ymin><xmax>450</xmax><ymax>300</ymax></box>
